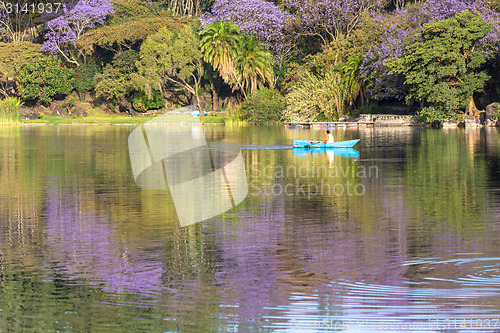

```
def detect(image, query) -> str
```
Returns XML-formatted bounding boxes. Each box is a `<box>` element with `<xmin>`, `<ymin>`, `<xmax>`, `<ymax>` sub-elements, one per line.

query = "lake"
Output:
<box><xmin>0</xmin><ymin>124</ymin><xmax>499</xmax><ymax>332</ymax></box>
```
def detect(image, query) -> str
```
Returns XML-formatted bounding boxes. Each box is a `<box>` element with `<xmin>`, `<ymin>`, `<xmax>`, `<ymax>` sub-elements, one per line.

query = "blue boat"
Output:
<box><xmin>292</xmin><ymin>139</ymin><xmax>360</xmax><ymax>148</ymax></box>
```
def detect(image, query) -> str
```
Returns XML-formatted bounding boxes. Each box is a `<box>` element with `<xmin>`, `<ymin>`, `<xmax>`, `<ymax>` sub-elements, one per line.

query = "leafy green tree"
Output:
<box><xmin>0</xmin><ymin>42</ymin><xmax>43</xmax><ymax>78</ymax></box>
<box><xmin>235</xmin><ymin>36</ymin><xmax>274</xmax><ymax>98</ymax></box>
<box><xmin>0</xmin><ymin>42</ymin><xmax>44</xmax><ymax>98</ymax></box>
<box><xmin>388</xmin><ymin>10</ymin><xmax>492</xmax><ymax>123</ymax></box>
<box><xmin>95</xmin><ymin>50</ymin><xmax>139</xmax><ymax>105</ymax></box>
<box><xmin>16</xmin><ymin>57</ymin><xmax>74</xmax><ymax>103</ymax></box>
<box><xmin>95</xmin><ymin>65</ymin><xmax>132</xmax><ymax>105</ymax></box>
<box><xmin>74</xmin><ymin>64</ymin><xmax>99</xmax><ymax>100</ymax></box>
<box><xmin>77</xmin><ymin>17</ymin><xmax>190</xmax><ymax>54</ymax></box>
<box><xmin>135</xmin><ymin>23</ymin><xmax>205</xmax><ymax>108</ymax></box>
<box><xmin>112</xmin><ymin>50</ymin><xmax>140</xmax><ymax>74</ymax></box>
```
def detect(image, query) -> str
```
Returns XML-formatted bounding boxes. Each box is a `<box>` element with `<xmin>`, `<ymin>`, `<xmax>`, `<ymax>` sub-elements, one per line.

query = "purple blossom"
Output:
<box><xmin>199</xmin><ymin>0</ymin><xmax>293</xmax><ymax>55</ymax></box>
<box><xmin>362</xmin><ymin>0</ymin><xmax>500</xmax><ymax>100</ymax></box>
<box><xmin>42</xmin><ymin>0</ymin><xmax>114</xmax><ymax>66</ymax></box>
<box><xmin>285</xmin><ymin>0</ymin><xmax>389</xmax><ymax>43</ymax></box>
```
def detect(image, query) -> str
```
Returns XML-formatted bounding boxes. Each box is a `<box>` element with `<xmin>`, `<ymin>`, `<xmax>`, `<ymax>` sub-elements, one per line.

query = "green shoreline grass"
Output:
<box><xmin>20</xmin><ymin>113</ymin><xmax>228</xmax><ymax>125</ymax></box>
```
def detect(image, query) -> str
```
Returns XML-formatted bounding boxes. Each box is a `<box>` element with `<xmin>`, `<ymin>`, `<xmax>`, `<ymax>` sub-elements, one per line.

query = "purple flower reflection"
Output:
<box><xmin>42</xmin><ymin>178</ymin><xmax>164</xmax><ymax>297</ymax></box>
<box><xmin>212</xmin><ymin>197</ymin><xmax>290</xmax><ymax>323</ymax></box>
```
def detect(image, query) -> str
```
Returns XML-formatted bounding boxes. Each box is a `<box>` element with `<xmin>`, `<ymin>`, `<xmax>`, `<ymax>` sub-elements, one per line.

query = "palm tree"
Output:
<box><xmin>200</xmin><ymin>21</ymin><xmax>241</xmax><ymax>110</ymax></box>
<box><xmin>235</xmin><ymin>36</ymin><xmax>275</xmax><ymax>98</ymax></box>
<box><xmin>341</xmin><ymin>56</ymin><xmax>364</xmax><ymax>107</ymax></box>
<box><xmin>200</xmin><ymin>21</ymin><xmax>241</xmax><ymax>82</ymax></box>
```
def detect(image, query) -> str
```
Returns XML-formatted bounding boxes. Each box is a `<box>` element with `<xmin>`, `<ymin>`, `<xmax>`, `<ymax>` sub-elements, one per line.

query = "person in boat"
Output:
<box><xmin>324</xmin><ymin>130</ymin><xmax>334</xmax><ymax>144</ymax></box>
<box><xmin>307</xmin><ymin>129</ymin><xmax>335</xmax><ymax>146</ymax></box>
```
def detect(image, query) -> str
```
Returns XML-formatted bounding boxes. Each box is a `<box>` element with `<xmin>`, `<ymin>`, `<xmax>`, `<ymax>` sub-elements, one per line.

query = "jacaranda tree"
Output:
<box><xmin>285</xmin><ymin>0</ymin><xmax>389</xmax><ymax>46</ymax></box>
<box><xmin>361</xmin><ymin>0</ymin><xmax>500</xmax><ymax>100</ymax></box>
<box><xmin>388</xmin><ymin>10</ymin><xmax>492</xmax><ymax>123</ymax></box>
<box><xmin>199</xmin><ymin>0</ymin><xmax>292</xmax><ymax>55</ymax></box>
<box><xmin>42</xmin><ymin>0</ymin><xmax>114</xmax><ymax>66</ymax></box>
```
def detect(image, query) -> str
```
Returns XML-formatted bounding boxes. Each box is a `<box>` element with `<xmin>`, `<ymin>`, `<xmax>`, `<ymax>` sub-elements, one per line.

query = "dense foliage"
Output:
<box><xmin>131</xmin><ymin>91</ymin><xmax>165</xmax><ymax>112</ymax></box>
<box><xmin>388</xmin><ymin>10</ymin><xmax>492</xmax><ymax>123</ymax></box>
<box><xmin>285</xmin><ymin>70</ymin><xmax>345</xmax><ymax>121</ymax></box>
<box><xmin>1</xmin><ymin>0</ymin><xmax>500</xmax><ymax>123</ymax></box>
<box><xmin>74</xmin><ymin>63</ymin><xmax>99</xmax><ymax>99</ymax></box>
<box><xmin>361</xmin><ymin>0</ymin><xmax>500</xmax><ymax>101</ymax></box>
<box><xmin>238</xmin><ymin>88</ymin><xmax>285</xmax><ymax>124</ymax></box>
<box><xmin>0</xmin><ymin>42</ymin><xmax>43</xmax><ymax>77</ymax></box>
<box><xmin>77</xmin><ymin>17</ymin><xmax>189</xmax><ymax>54</ymax></box>
<box><xmin>135</xmin><ymin>23</ymin><xmax>205</xmax><ymax>107</ymax></box>
<box><xmin>16</xmin><ymin>57</ymin><xmax>74</xmax><ymax>103</ymax></box>
<box><xmin>95</xmin><ymin>50</ymin><xmax>139</xmax><ymax>104</ymax></box>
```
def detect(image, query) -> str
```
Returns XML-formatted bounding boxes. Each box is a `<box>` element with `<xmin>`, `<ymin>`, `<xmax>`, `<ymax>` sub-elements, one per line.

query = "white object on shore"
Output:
<box><xmin>191</xmin><ymin>111</ymin><xmax>207</xmax><ymax>117</ymax></box>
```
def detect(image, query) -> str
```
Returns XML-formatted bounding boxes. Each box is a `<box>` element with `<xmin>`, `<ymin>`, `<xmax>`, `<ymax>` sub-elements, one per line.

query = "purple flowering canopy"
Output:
<box><xmin>285</xmin><ymin>0</ymin><xmax>389</xmax><ymax>44</ymax></box>
<box><xmin>199</xmin><ymin>0</ymin><xmax>293</xmax><ymax>55</ymax></box>
<box><xmin>42</xmin><ymin>0</ymin><xmax>114</xmax><ymax>66</ymax></box>
<box><xmin>362</xmin><ymin>0</ymin><xmax>500</xmax><ymax>101</ymax></box>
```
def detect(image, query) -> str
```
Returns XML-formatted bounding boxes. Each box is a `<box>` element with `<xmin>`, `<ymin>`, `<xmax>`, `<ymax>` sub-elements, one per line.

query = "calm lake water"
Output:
<box><xmin>0</xmin><ymin>125</ymin><xmax>500</xmax><ymax>332</ymax></box>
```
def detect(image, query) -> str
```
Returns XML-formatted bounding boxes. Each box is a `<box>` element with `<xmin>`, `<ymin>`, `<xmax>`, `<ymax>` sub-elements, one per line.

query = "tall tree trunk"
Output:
<box><xmin>467</xmin><ymin>95</ymin><xmax>480</xmax><ymax>116</ymax></box>
<box><xmin>209</xmin><ymin>75</ymin><xmax>219</xmax><ymax>112</ymax></box>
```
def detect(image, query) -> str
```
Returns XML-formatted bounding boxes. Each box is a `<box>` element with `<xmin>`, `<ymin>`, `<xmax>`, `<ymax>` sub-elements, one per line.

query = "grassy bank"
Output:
<box><xmin>21</xmin><ymin>110</ymin><xmax>229</xmax><ymax>125</ymax></box>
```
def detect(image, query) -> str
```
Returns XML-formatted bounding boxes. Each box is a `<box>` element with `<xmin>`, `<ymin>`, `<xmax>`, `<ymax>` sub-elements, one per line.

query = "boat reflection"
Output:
<box><xmin>292</xmin><ymin>148</ymin><xmax>360</xmax><ymax>159</ymax></box>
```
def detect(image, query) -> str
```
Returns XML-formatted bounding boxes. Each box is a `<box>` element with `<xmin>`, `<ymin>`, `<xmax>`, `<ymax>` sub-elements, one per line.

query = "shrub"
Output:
<box><xmin>95</xmin><ymin>51</ymin><xmax>140</xmax><ymax>105</ymax></box>
<box><xmin>60</xmin><ymin>97</ymin><xmax>79</xmax><ymax>111</ymax></box>
<box><xmin>494</xmin><ymin>103</ymin><xmax>500</xmax><ymax>121</ymax></box>
<box><xmin>226</xmin><ymin>105</ymin><xmax>246</xmax><ymax>125</ymax></box>
<box><xmin>0</xmin><ymin>97</ymin><xmax>22</xmax><ymax>124</ymax></box>
<box><xmin>112</xmin><ymin>50</ymin><xmax>139</xmax><ymax>73</ymax></box>
<box><xmin>418</xmin><ymin>106</ymin><xmax>458</xmax><ymax>125</ymax></box>
<box><xmin>74</xmin><ymin>64</ymin><xmax>99</xmax><ymax>100</ymax></box>
<box><xmin>131</xmin><ymin>91</ymin><xmax>164</xmax><ymax>112</ymax></box>
<box><xmin>16</xmin><ymin>57</ymin><xmax>74</xmax><ymax>104</ymax></box>
<box><xmin>95</xmin><ymin>65</ymin><xmax>133</xmax><ymax>105</ymax></box>
<box><xmin>239</xmin><ymin>88</ymin><xmax>285</xmax><ymax>125</ymax></box>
